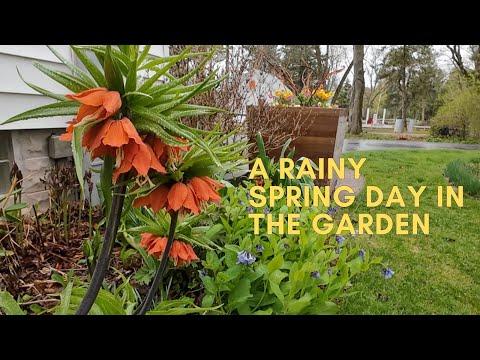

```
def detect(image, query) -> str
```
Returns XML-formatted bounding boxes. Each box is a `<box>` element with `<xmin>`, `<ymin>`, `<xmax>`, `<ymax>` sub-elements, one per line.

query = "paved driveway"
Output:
<box><xmin>343</xmin><ymin>139</ymin><xmax>480</xmax><ymax>152</ymax></box>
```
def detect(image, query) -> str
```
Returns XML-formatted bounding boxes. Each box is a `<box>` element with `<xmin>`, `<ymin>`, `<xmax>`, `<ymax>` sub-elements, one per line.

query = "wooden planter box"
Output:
<box><xmin>246</xmin><ymin>106</ymin><xmax>348</xmax><ymax>186</ymax></box>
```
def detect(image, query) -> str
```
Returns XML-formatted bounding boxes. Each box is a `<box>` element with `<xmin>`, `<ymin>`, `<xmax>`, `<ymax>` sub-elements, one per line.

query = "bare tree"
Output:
<box><xmin>331</xmin><ymin>60</ymin><xmax>353</xmax><ymax>105</ymax></box>
<box><xmin>446</xmin><ymin>45</ymin><xmax>469</xmax><ymax>77</ymax></box>
<box><xmin>348</xmin><ymin>45</ymin><xmax>365</xmax><ymax>134</ymax></box>
<box><xmin>446</xmin><ymin>45</ymin><xmax>480</xmax><ymax>78</ymax></box>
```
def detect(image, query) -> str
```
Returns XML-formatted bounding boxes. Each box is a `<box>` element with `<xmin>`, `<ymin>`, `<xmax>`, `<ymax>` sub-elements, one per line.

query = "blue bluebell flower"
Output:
<box><xmin>327</xmin><ymin>206</ymin><xmax>338</xmax><ymax>217</ymax></box>
<box><xmin>239</xmin><ymin>200</ymin><xmax>245</xmax><ymax>206</ymax></box>
<box><xmin>382</xmin><ymin>267</ymin><xmax>395</xmax><ymax>279</ymax></box>
<box><xmin>198</xmin><ymin>269</ymin><xmax>208</xmax><ymax>277</ymax></box>
<box><xmin>310</xmin><ymin>271</ymin><xmax>320</xmax><ymax>279</ymax></box>
<box><xmin>359</xmin><ymin>249</ymin><xmax>366</xmax><ymax>261</ymax></box>
<box><xmin>237</xmin><ymin>250</ymin><xmax>256</xmax><ymax>265</ymax></box>
<box><xmin>255</xmin><ymin>244</ymin><xmax>264</xmax><ymax>253</ymax></box>
<box><xmin>263</xmin><ymin>206</ymin><xmax>270</xmax><ymax>214</ymax></box>
<box><xmin>335</xmin><ymin>235</ymin><xmax>345</xmax><ymax>246</ymax></box>
<box><xmin>247</xmin><ymin>206</ymin><xmax>254</xmax><ymax>214</ymax></box>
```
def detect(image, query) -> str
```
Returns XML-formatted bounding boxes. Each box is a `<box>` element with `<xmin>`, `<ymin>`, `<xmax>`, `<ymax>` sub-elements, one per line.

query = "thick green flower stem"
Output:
<box><xmin>75</xmin><ymin>180</ymin><xmax>128</xmax><ymax>315</ymax></box>
<box><xmin>135</xmin><ymin>211</ymin><xmax>179</xmax><ymax>315</ymax></box>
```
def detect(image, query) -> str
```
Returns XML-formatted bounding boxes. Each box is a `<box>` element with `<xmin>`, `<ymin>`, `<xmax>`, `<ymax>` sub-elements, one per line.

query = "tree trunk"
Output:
<box><xmin>401</xmin><ymin>45</ymin><xmax>408</xmax><ymax>133</ymax></box>
<box><xmin>348</xmin><ymin>45</ymin><xmax>365</xmax><ymax>135</ymax></box>
<box><xmin>331</xmin><ymin>60</ymin><xmax>353</xmax><ymax>105</ymax></box>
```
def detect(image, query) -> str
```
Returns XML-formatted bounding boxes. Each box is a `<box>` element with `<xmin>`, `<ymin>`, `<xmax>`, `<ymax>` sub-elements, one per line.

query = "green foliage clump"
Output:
<box><xmin>444</xmin><ymin>158</ymin><xmax>480</xmax><ymax>197</ymax></box>
<box><xmin>199</xmin><ymin>182</ymin><xmax>381</xmax><ymax>315</ymax></box>
<box><xmin>431</xmin><ymin>72</ymin><xmax>480</xmax><ymax>140</ymax></box>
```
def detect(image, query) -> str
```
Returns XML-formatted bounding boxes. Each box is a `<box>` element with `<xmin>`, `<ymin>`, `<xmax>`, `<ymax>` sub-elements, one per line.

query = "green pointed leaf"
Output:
<box><xmin>125</xmin><ymin>56</ymin><xmax>137</xmax><ymax>93</ymax></box>
<box><xmin>16</xmin><ymin>67</ymin><xmax>66</xmax><ymax>101</ymax></box>
<box><xmin>71</xmin><ymin>45</ymin><xmax>107</xmax><ymax>87</ymax></box>
<box><xmin>132</xmin><ymin>117</ymin><xmax>188</xmax><ymax>146</ymax></box>
<box><xmin>55</xmin><ymin>281</ymin><xmax>73</xmax><ymax>315</ymax></box>
<box><xmin>151</xmin><ymin>71</ymin><xmax>217</xmax><ymax>114</ymax></box>
<box><xmin>138</xmin><ymin>45</ymin><xmax>152</xmax><ymax>66</ymax></box>
<box><xmin>33</xmin><ymin>62</ymin><xmax>91</xmax><ymax>93</ymax></box>
<box><xmin>2</xmin><ymin>100</ymin><xmax>79</xmax><ymax>125</ymax></box>
<box><xmin>75</xmin><ymin>45</ymin><xmax>129</xmax><ymax>75</ymax></box>
<box><xmin>104</xmin><ymin>45</ymin><xmax>125</xmax><ymax>93</ymax></box>
<box><xmin>118</xmin><ymin>45</ymin><xmax>130</xmax><ymax>55</ymax></box>
<box><xmin>0</xmin><ymin>291</ymin><xmax>26</xmax><ymax>315</ymax></box>
<box><xmin>47</xmin><ymin>45</ymin><xmax>97</xmax><ymax>87</ymax></box>
<box><xmin>123</xmin><ymin>91</ymin><xmax>153</xmax><ymax>101</ymax></box>
<box><xmin>132</xmin><ymin>108</ymin><xmax>221</xmax><ymax>166</ymax></box>
<box><xmin>145</xmin><ymin>50</ymin><xmax>216</xmax><ymax>100</ymax></box>
<box><xmin>137</xmin><ymin>48</ymin><xmax>193</xmax><ymax>93</ymax></box>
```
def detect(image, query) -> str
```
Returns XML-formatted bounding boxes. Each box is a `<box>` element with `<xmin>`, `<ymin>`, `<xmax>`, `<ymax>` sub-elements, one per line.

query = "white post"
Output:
<box><xmin>365</xmin><ymin>108</ymin><xmax>370</xmax><ymax>127</ymax></box>
<box><xmin>382</xmin><ymin>108</ymin><xmax>386</xmax><ymax>125</ymax></box>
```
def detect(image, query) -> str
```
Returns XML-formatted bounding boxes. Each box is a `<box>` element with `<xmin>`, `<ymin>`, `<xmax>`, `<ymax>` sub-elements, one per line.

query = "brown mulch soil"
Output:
<box><xmin>0</xmin><ymin>203</ymin><xmax>144</xmax><ymax>314</ymax></box>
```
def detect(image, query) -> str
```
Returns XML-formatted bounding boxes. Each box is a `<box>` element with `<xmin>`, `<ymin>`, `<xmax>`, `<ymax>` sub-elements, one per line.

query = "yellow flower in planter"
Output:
<box><xmin>314</xmin><ymin>88</ymin><xmax>333</xmax><ymax>102</ymax></box>
<box><xmin>273</xmin><ymin>89</ymin><xmax>294</xmax><ymax>103</ymax></box>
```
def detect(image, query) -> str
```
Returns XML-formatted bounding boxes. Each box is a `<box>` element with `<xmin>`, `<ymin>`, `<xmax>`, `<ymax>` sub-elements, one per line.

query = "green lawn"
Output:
<box><xmin>339</xmin><ymin>149</ymin><xmax>480</xmax><ymax>315</ymax></box>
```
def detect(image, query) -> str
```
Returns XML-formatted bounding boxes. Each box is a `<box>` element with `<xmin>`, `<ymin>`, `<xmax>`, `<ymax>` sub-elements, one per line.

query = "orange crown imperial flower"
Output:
<box><xmin>140</xmin><ymin>233</ymin><xmax>199</xmax><ymax>266</ymax></box>
<box><xmin>133</xmin><ymin>176</ymin><xmax>224</xmax><ymax>214</ymax></box>
<box><xmin>60</xmin><ymin>87</ymin><xmax>122</xmax><ymax>142</ymax></box>
<box><xmin>145</xmin><ymin>135</ymin><xmax>190</xmax><ymax>166</ymax></box>
<box><xmin>82</xmin><ymin>117</ymin><xmax>166</xmax><ymax>182</ymax></box>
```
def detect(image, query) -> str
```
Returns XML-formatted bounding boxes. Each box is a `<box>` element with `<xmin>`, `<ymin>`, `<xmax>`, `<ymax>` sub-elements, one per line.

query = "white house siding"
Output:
<box><xmin>0</xmin><ymin>45</ymin><xmax>169</xmax><ymax>209</ymax></box>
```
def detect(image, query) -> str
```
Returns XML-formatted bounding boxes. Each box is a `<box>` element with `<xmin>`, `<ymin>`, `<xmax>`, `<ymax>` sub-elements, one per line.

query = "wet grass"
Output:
<box><xmin>339</xmin><ymin>149</ymin><xmax>480</xmax><ymax>314</ymax></box>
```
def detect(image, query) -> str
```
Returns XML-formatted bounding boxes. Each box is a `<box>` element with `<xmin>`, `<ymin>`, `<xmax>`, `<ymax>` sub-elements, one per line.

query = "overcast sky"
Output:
<box><xmin>342</xmin><ymin>45</ymin><xmax>473</xmax><ymax>85</ymax></box>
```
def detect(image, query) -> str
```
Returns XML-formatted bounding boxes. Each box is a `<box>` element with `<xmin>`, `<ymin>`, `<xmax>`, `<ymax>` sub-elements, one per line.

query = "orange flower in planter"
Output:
<box><xmin>60</xmin><ymin>88</ymin><xmax>122</xmax><ymax>141</ymax></box>
<box><xmin>140</xmin><ymin>233</ymin><xmax>199</xmax><ymax>266</ymax></box>
<box><xmin>133</xmin><ymin>176</ymin><xmax>224</xmax><ymax>214</ymax></box>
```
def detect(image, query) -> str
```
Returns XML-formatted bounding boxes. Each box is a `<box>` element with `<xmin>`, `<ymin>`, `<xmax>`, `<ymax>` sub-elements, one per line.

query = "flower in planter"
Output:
<box><xmin>140</xmin><ymin>233</ymin><xmax>198</xmax><ymax>266</ymax></box>
<box><xmin>314</xmin><ymin>88</ymin><xmax>333</xmax><ymax>102</ymax></box>
<box><xmin>273</xmin><ymin>89</ymin><xmax>294</xmax><ymax>104</ymax></box>
<box><xmin>237</xmin><ymin>250</ymin><xmax>256</xmax><ymax>265</ymax></box>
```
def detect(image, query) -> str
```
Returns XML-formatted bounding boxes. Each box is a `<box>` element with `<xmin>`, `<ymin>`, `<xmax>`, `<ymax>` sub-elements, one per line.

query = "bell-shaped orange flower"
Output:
<box><xmin>140</xmin><ymin>233</ymin><xmax>199</xmax><ymax>266</ymax></box>
<box><xmin>133</xmin><ymin>176</ymin><xmax>224</xmax><ymax>214</ymax></box>
<box><xmin>113</xmin><ymin>141</ymin><xmax>166</xmax><ymax>183</ymax></box>
<box><xmin>82</xmin><ymin>117</ymin><xmax>142</xmax><ymax>157</ymax></box>
<box><xmin>81</xmin><ymin>117</ymin><xmax>166</xmax><ymax>182</ymax></box>
<box><xmin>189</xmin><ymin>176</ymin><xmax>223</xmax><ymax>203</ymax></box>
<box><xmin>60</xmin><ymin>88</ymin><xmax>121</xmax><ymax>141</ymax></box>
<box><xmin>144</xmin><ymin>135</ymin><xmax>190</xmax><ymax>166</ymax></box>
